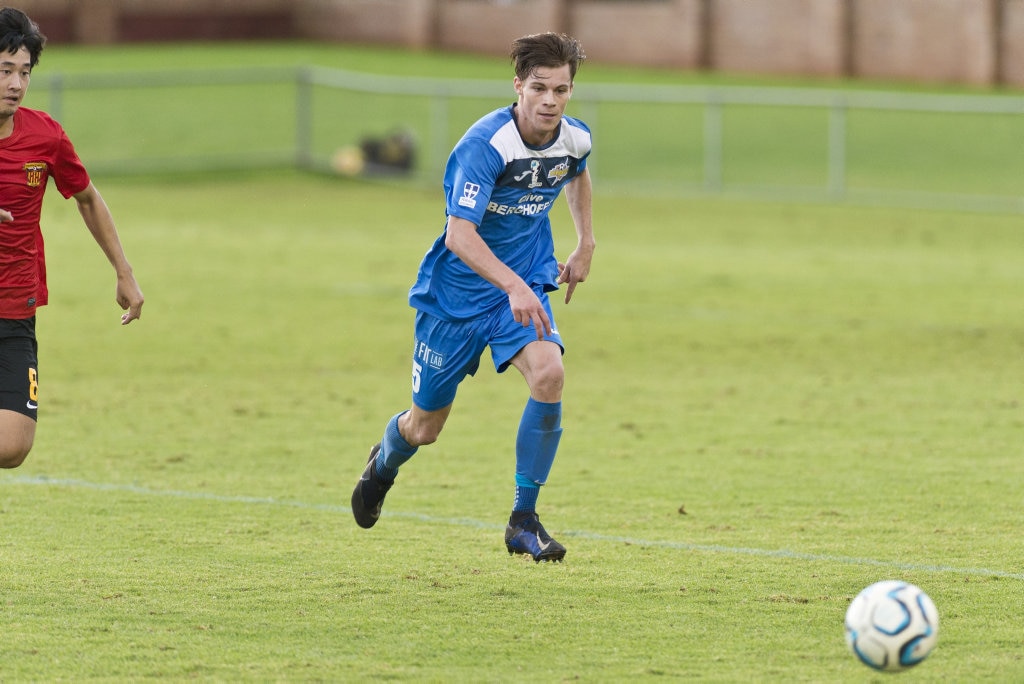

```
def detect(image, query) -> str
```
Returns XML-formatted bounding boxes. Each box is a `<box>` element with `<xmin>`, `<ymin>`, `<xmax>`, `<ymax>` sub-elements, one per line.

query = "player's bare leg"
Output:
<box><xmin>0</xmin><ymin>409</ymin><xmax>35</xmax><ymax>468</ymax></box>
<box><xmin>510</xmin><ymin>341</ymin><xmax>563</xmax><ymax>402</ymax></box>
<box><xmin>351</xmin><ymin>403</ymin><xmax>451</xmax><ymax>528</ymax></box>
<box><xmin>398</xmin><ymin>403</ymin><xmax>452</xmax><ymax>447</ymax></box>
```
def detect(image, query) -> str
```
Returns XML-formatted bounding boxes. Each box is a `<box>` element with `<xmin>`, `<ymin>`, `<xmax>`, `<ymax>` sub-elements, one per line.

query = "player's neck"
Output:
<box><xmin>512</xmin><ymin>105</ymin><xmax>556</xmax><ymax>148</ymax></box>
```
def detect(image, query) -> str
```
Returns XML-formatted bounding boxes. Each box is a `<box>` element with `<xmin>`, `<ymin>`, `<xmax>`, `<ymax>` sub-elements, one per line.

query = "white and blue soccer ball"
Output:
<box><xmin>844</xmin><ymin>580</ymin><xmax>939</xmax><ymax>672</ymax></box>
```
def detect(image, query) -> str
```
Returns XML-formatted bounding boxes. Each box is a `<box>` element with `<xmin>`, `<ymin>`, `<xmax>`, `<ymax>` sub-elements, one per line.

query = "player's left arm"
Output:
<box><xmin>73</xmin><ymin>182</ymin><xmax>145</xmax><ymax>325</ymax></box>
<box><xmin>558</xmin><ymin>167</ymin><xmax>595</xmax><ymax>304</ymax></box>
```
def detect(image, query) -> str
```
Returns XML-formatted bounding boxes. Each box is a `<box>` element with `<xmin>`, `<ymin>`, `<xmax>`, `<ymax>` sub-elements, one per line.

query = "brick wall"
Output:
<box><xmin>8</xmin><ymin>0</ymin><xmax>1024</xmax><ymax>88</ymax></box>
<box><xmin>14</xmin><ymin>0</ymin><xmax>295</xmax><ymax>43</ymax></box>
<box><xmin>999</xmin><ymin>0</ymin><xmax>1024</xmax><ymax>85</ymax></box>
<box><xmin>851</xmin><ymin>0</ymin><xmax>998</xmax><ymax>85</ymax></box>
<box><xmin>708</xmin><ymin>0</ymin><xmax>849</xmax><ymax>78</ymax></box>
<box><xmin>434</xmin><ymin>0</ymin><xmax>565</xmax><ymax>55</ymax></box>
<box><xmin>294</xmin><ymin>0</ymin><xmax>436</xmax><ymax>48</ymax></box>
<box><xmin>569</xmin><ymin>0</ymin><xmax>704</xmax><ymax>69</ymax></box>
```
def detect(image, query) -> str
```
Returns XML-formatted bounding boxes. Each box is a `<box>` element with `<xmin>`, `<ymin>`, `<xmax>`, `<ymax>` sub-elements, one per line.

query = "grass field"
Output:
<box><xmin>2</xmin><ymin>171</ymin><xmax>1022</xmax><ymax>680</ymax></box>
<box><xmin>3</xmin><ymin>43</ymin><xmax>1024</xmax><ymax>681</ymax></box>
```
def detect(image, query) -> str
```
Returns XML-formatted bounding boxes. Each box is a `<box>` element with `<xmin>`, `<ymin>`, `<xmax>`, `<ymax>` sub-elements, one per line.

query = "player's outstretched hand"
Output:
<box><xmin>0</xmin><ymin>209</ymin><xmax>13</xmax><ymax>222</ymax></box>
<box><xmin>117</xmin><ymin>275</ymin><xmax>145</xmax><ymax>325</ymax></box>
<box><xmin>557</xmin><ymin>244</ymin><xmax>594</xmax><ymax>304</ymax></box>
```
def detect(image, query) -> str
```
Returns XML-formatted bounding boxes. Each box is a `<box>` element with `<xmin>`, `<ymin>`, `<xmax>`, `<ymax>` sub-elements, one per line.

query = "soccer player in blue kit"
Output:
<box><xmin>351</xmin><ymin>32</ymin><xmax>594</xmax><ymax>562</ymax></box>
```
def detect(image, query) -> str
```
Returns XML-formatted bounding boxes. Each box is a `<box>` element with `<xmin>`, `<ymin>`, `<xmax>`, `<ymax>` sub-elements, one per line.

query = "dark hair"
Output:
<box><xmin>0</xmin><ymin>7</ymin><xmax>45</xmax><ymax>67</ymax></box>
<box><xmin>510</xmin><ymin>33</ymin><xmax>585</xmax><ymax>82</ymax></box>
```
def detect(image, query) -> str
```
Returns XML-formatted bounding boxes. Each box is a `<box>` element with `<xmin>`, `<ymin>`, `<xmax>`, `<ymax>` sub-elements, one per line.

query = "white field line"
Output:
<box><xmin>6</xmin><ymin>473</ymin><xmax>1023</xmax><ymax>581</ymax></box>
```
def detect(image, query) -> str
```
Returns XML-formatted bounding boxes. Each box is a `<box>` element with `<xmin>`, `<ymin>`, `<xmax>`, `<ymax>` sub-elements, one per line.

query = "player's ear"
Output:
<box><xmin>513</xmin><ymin>76</ymin><xmax>523</xmax><ymax>96</ymax></box>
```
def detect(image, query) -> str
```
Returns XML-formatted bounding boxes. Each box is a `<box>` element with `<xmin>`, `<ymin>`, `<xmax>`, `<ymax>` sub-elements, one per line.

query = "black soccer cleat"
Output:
<box><xmin>351</xmin><ymin>443</ymin><xmax>394</xmax><ymax>529</ymax></box>
<box><xmin>504</xmin><ymin>511</ymin><xmax>566</xmax><ymax>562</ymax></box>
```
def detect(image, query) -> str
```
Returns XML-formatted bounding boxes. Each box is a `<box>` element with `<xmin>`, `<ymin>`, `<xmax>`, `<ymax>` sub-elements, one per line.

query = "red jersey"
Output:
<box><xmin>0</xmin><ymin>107</ymin><xmax>90</xmax><ymax>319</ymax></box>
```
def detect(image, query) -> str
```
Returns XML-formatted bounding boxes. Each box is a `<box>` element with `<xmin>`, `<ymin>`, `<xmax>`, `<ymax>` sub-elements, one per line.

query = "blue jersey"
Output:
<box><xmin>408</xmin><ymin>105</ymin><xmax>591</xmax><ymax>321</ymax></box>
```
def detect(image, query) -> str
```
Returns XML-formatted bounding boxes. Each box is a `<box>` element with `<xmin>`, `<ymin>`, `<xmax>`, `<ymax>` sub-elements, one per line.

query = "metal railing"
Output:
<box><xmin>27</xmin><ymin>66</ymin><xmax>1024</xmax><ymax>214</ymax></box>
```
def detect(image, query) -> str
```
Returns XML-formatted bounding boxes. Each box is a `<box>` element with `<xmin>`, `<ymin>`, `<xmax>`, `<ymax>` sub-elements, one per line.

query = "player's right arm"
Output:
<box><xmin>445</xmin><ymin>215</ymin><xmax>552</xmax><ymax>340</ymax></box>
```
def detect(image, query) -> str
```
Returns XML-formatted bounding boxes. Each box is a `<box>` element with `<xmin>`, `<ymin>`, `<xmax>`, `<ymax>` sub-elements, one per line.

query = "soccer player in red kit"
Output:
<box><xmin>0</xmin><ymin>8</ymin><xmax>144</xmax><ymax>468</ymax></box>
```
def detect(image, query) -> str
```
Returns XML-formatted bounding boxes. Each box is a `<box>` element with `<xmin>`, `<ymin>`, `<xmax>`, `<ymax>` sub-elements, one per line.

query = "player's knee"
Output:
<box><xmin>402</xmin><ymin>412</ymin><xmax>446</xmax><ymax>446</ymax></box>
<box><xmin>405</xmin><ymin>421</ymin><xmax>444</xmax><ymax>446</ymax></box>
<box><xmin>0</xmin><ymin>443</ymin><xmax>32</xmax><ymax>468</ymax></box>
<box><xmin>400</xmin><ymin>406</ymin><xmax>451</xmax><ymax>447</ymax></box>
<box><xmin>530</xmin><ymin>363</ymin><xmax>564</xmax><ymax>401</ymax></box>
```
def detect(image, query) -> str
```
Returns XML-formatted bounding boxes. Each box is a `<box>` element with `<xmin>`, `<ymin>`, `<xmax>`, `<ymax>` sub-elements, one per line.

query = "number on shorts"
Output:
<box><xmin>412</xmin><ymin>360</ymin><xmax>422</xmax><ymax>394</ymax></box>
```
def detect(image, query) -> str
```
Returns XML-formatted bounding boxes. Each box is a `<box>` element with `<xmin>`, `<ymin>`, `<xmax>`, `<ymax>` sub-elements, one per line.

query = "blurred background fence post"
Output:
<box><xmin>295</xmin><ymin>66</ymin><xmax>314</xmax><ymax>171</ymax></box>
<box><xmin>703</xmin><ymin>95</ymin><xmax>724</xmax><ymax>194</ymax></box>
<box><xmin>828</xmin><ymin>98</ymin><xmax>847</xmax><ymax>201</ymax></box>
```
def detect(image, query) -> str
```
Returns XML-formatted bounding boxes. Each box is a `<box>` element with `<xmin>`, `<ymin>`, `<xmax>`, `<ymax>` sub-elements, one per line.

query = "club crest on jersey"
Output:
<box><xmin>23</xmin><ymin>162</ymin><xmax>47</xmax><ymax>188</ymax></box>
<box><xmin>458</xmin><ymin>182</ymin><xmax>480</xmax><ymax>209</ymax></box>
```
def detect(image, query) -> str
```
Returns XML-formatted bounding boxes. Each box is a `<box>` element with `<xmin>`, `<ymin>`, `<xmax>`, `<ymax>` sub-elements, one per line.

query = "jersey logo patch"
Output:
<box><xmin>458</xmin><ymin>182</ymin><xmax>480</xmax><ymax>209</ymax></box>
<box><xmin>502</xmin><ymin>156</ymin><xmax>577</xmax><ymax>190</ymax></box>
<box><xmin>23</xmin><ymin>162</ymin><xmax>47</xmax><ymax>188</ymax></box>
<box><xmin>546</xmin><ymin>158</ymin><xmax>570</xmax><ymax>186</ymax></box>
<box><xmin>514</xmin><ymin>160</ymin><xmax>543</xmax><ymax>189</ymax></box>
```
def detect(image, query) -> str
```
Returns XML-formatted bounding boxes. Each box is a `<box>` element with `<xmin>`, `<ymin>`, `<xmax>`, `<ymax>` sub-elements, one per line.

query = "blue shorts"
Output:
<box><xmin>410</xmin><ymin>289</ymin><xmax>564</xmax><ymax>411</ymax></box>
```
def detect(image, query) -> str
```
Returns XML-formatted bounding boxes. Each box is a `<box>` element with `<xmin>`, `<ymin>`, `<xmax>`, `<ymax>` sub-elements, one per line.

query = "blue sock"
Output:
<box><xmin>375</xmin><ymin>412</ymin><xmax>417</xmax><ymax>481</ymax></box>
<box><xmin>513</xmin><ymin>473</ymin><xmax>539</xmax><ymax>512</ymax></box>
<box><xmin>513</xmin><ymin>398</ymin><xmax>562</xmax><ymax>509</ymax></box>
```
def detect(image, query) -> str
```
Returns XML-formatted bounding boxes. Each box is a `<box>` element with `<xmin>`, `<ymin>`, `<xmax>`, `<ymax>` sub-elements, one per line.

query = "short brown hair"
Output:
<box><xmin>510</xmin><ymin>33</ymin><xmax>586</xmax><ymax>82</ymax></box>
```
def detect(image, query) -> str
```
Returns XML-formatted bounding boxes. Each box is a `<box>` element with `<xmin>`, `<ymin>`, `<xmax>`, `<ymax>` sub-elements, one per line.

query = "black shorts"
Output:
<box><xmin>0</xmin><ymin>317</ymin><xmax>38</xmax><ymax>420</ymax></box>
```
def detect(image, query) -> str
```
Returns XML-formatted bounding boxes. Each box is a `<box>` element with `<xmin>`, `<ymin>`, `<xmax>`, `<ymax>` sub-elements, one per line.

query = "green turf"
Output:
<box><xmin>1</xmin><ymin>169</ymin><xmax>1023</xmax><ymax>680</ymax></box>
<box><xmin>3</xmin><ymin>40</ymin><xmax>1024</xmax><ymax>681</ymax></box>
